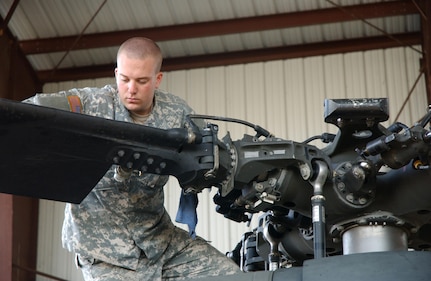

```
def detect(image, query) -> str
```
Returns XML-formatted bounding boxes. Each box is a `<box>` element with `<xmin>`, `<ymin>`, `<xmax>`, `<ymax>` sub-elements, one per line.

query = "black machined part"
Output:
<box><xmin>0</xmin><ymin>98</ymin><xmax>225</xmax><ymax>202</ymax></box>
<box><xmin>323</xmin><ymin>98</ymin><xmax>389</xmax><ymax>156</ymax></box>
<box><xmin>324</xmin><ymin>98</ymin><xmax>389</xmax><ymax>127</ymax></box>
<box><xmin>187</xmin><ymin>251</ymin><xmax>431</xmax><ymax>281</ymax></box>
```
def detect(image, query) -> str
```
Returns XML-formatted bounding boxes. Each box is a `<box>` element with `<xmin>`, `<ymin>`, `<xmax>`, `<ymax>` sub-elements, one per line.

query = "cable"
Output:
<box><xmin>188</xmin><ymin>114</ymin><xmax>274</xmax><ymax>138</ymax></box>
<box><xmin>325</xmin><ymin>0</ymin><xmax>423</xmax><ymax>55</ymax></box>
<box><xmin>418</xmin><ymin>110</ymin><xmax>431</xmax><ymax>128</ymax></box>
<box><xmin>51</xmin><ymin>0</ymin><xmax>108</xmax><ymax>75</ymax></box>
<box><xmin>394</xmin><ymin>65</ymin><xmax>425</xmax><ymax>122</ymax></box>
<box><xmin>302</xmin><ymin>133</ymin><xmax>336</xmax><ymax>144</ymax></box>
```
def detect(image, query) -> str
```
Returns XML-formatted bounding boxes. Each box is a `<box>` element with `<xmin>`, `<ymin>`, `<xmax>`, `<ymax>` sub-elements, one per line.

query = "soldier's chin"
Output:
<box><xmin>126</xmin><ymin>104</ymin><xmax>146</xmax><ymax>115</ymax></box>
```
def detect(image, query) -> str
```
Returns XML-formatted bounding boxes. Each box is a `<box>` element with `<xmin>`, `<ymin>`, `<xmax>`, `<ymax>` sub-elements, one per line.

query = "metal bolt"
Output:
<box><xmin>268</xmin><ymin>178</ymin><xmax>277</xmax><ymax>187</ymax></box>
<box><xmin>299</xmin><ymin>163</ymin><xmax>311</xmax><ymax>180</ymax></box>
<box><xmin>255</xmin><ymin>183</ymin><xmax>265</xmax><ymax>192</ymax></box>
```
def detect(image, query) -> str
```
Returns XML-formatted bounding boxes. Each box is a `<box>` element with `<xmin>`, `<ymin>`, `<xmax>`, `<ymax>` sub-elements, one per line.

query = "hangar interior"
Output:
<box><xmin>0</xmin><ymin>1</ymin><xmax>430</xmax><ymax>280</ymax></box>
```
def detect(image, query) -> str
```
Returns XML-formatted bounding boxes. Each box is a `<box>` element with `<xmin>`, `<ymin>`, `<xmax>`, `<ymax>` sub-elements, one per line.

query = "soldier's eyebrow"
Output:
<box><xmin>119</xmin><ymin>73</ymin><xmax>151</xmax><ymax>82</ymax></box>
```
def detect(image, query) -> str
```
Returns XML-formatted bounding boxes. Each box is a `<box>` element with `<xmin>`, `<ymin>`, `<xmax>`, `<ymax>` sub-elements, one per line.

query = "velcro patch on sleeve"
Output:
<box><xmin>67</xmin><ymin>95</ymin><xmax>83</xmax><ymax>113</ymax></box>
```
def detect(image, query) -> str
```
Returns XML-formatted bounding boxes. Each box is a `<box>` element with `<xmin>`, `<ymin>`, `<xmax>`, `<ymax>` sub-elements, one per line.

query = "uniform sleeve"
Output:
<box><xmin>22</xmin><ymin>90</ymin><xmax>83</xmax><ymax>113</ymax></box>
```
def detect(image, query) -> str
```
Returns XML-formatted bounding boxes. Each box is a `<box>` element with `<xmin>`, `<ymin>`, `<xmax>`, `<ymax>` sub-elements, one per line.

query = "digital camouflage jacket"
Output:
<box><xmin>24</xmin><ymin>85</ymin><xmax>195</xmax><ymax>270</ymax></box>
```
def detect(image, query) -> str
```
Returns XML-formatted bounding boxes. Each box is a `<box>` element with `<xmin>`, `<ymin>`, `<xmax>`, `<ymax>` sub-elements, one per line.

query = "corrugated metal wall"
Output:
<box><xmin>36</xmin><ymin>46</ymin><xmax>427</xmax><ymax>280</ymax></box>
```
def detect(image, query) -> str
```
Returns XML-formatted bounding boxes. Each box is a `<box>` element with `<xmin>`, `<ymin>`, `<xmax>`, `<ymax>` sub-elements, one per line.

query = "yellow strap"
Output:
<box><xmin>67</xmin><ymin>95</ymin><xmax>82</xmax><ymax>113</ymax></box>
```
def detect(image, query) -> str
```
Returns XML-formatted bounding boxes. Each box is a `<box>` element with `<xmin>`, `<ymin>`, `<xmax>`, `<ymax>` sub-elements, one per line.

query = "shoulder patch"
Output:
<box><xmin>67</xmin><ymin>95</ymin><xmax>83</xmax><ymax>113</ymax></box>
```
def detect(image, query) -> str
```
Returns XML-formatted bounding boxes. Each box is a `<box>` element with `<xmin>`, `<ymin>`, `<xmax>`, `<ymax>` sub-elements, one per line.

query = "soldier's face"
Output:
<box><xmin>115</xmin><ymin>54</ymin><xmax>163</xmax><ymax>115</ymax></box>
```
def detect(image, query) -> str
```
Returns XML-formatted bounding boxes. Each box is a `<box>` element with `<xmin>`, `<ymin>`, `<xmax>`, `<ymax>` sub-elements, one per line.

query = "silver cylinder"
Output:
<box><xmin>342</xmin><ymin>225</ymin><xmax>408</xmax><ymax>255</ymax></box>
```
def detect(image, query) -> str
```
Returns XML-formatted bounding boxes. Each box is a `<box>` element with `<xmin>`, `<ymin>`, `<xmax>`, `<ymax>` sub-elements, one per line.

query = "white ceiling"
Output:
<box><xmin>0</xmin><ymin>0</ymin><xmax>424</xmax><ymax>83</ymax></box>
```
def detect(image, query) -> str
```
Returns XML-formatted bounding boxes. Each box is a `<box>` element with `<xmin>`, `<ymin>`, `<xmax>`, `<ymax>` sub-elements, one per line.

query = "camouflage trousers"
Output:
<box><xmin>76</xmin><ymin>227</ymin><xmax>241</xmax><ymax>281</ymax></box>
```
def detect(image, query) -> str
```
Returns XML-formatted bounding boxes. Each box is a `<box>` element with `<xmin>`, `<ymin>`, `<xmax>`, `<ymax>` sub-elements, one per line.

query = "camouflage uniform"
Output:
<box><xmin>24</xmin><ymin>85</ymin><xmax>241</xmax><ymax>281</ymax></box>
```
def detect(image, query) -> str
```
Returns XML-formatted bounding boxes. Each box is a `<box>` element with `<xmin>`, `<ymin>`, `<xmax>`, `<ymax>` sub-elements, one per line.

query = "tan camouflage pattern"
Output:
<box><xmin>24</xmin><ymin>85</ymin><xmax>241</xmax><ymax>280</ymax></box>
<box><xmin>78</xmin><ymin>228</ymin><xmax>241</xmax><ymax>281</ymax></box>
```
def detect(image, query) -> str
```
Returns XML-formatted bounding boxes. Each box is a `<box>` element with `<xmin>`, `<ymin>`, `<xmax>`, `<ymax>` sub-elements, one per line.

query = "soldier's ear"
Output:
<box><xmin>155</xmin><ymin>72</ymin><xmax>163</xmax><ymax>88</ymax></box>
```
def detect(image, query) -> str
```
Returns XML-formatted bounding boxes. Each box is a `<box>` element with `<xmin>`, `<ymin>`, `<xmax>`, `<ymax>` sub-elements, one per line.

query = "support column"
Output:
<box><xmin>419</xmin><ymin>0</ymin><xmax>431</xmax><ymax>102</ymax></box>
<box><xmin>1</xmin><ymin>18</ymin><xmax>42</xmax><ymax>281</ymax></box>
<box><xmin>0</xmin><ymin>195</ymin><xmax>39</xmax><ymax>281</ymax></box>
<box><xmin>0</xmin><ymin>194</ymin><xmax>13</xmax><ymax>281</ymax></box>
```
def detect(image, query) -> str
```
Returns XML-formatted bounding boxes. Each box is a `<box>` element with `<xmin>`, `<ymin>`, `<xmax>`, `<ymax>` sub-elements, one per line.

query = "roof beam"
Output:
<box><xmin>37</xmin><ymin>32</ymin><xmax>421</xmax><ymax>83</ymax></box>
<box><xmin>21</xmin><ymin>0</ymin><xmax>417</xmax><ymax>55</ymax></box>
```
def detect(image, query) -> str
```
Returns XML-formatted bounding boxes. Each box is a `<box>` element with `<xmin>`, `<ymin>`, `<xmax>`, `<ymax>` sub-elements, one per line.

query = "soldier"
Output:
<box><xmin>24</xmin><ymin>37</ymin><xmax>240</xmax><ymax>281</ymax></box>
